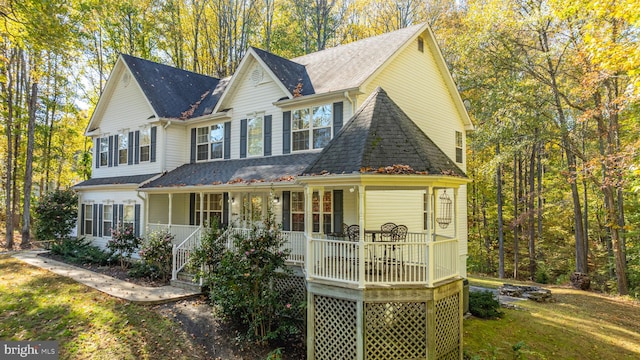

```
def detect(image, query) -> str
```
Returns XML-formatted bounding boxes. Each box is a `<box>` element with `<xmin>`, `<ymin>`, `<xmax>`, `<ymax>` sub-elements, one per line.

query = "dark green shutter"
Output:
<box><xmin>240</xmin><ymin>119</ymin><xmax>247</xmax><ymax>158</ymax></box>
<box><xmin>150</xmin><ymin>126</ymin><xmax>157</xmax><ymax>162</ymax></box>
<box><xmin>189</xmin><ymin>193</ymin><xmax>196</xmax><ymax>225</ymax></box>
<box><xmin>190</xmin><ymin>128</ymin><xmax>196</xmax><ymax>163</ymax></box>
<box><xmin>264</xmin><ymin>115</ymin><xmax>272</xmax><ymax>156</ymax></box>
<box><xmin>333</xmin><ymin>102</ymin><xmax>343</xmax><ymax>135</ymax></box>
<box><xmin>224</xmin><ymin>121</ymin><xmax>231</xmax><ymax>159</ymax></box>
<box><xmin>92</xmin><ymin>205</ymin><xmax>98</xmax><ymax>236</ymax></box>
<box><xmin>282</xmin><ymin>191</ymin><xmax>291</xmax><ymax>231</ymax></box>
<box><xmin>113</xmin><ymin>134</ymin><xmax>118</xmax><ymax>167</ymax></box>
<box><xmin>134</xmin><ymin>204</ymin><xmax>141</xmax><ymax>237</ymax></box>
<box><xmin>95</xmin><ymin>138</ymin><xmax>100</xmax><ymax>168</ymax></box>
<box><xmin>223</xmin><ymin>192</ymin><xmax>229</xmax><ymax>227</ymax></box>
<box><xmin>98</xmin><ymin>204</ymin><xmax>103</xmax><ymax>237</ymax></box>
<box><xmin>118</xmin><ymin>204</ymin><xmax>124</xmax><ymax>224</ymax></box>
<box><xmin>333</xmin><ymin>190</ymin><xmax>343</xmax><ymax>234</ymax></box>
<box><xmin>79</xmin><ymin>205</ymin><xmax>85</xmax><ymax>235</ymax></box>
<box><xmin>283</xmin><ymin>111</ymin><xmax>291</xmax><ymax>154</ymax></box>
<box><xmin>134</xmin><ymin>130</ymin><xmax>140</xmax><ymax>164</ymax></box>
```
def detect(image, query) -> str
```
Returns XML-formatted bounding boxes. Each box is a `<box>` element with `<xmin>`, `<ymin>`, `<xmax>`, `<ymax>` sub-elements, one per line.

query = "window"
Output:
<box><xmin>84</xmin><ymin>204</ymin><xmax>93</xmax><ymax>235</ymax></box>
<box><xmin>455</xmin><ymin>131</ymin><xmax>463</xmax><ymax>163</ymax></box>
<box><xmin>196</xmin><ymin>124</ymin><xmax>224</xmax><ymax>161</ymax></box>
<box><xmin>423</xmin><ymin>193</ymin><xmax>428</xmax><ymax>231</ymax></box>
<box><xmin>291</xmin><ymin>192</ymin><xmax>305</xmax><ymax>231</ymax></box>
<box><xmin>418</xmin><ymin>37</ymin><xmax>424</xmax><ymax>52</ymax></box>
<box><xmin>247</xmin><ymin>116</ymin><xmax>263</xmax><ymax>156</ymax></box>
<box><xmin>99</xmin><ymin>138</ymin><xmax>108</xmax><ymax>167</ymax></box>
<box><xmin>290</xmin><ymin>191</ymin><xmax>332</xmax><ymax>233</ymax></box>
<box><xmin>292</xmin><ymin>104</ymin><xmax>332</xmax><ymax>151</ymax></box>
<box><xmin>195</xmin><ymin>193</ymin><xmax>223</xmax><ymax>226</ymax></box>
<box><xmin>123</xmin><ymin>204</ymin><xmax>135</xmax><ymax>229</ymax></box>
<box><xmin>139</xmin><ymin>128</ymin><xmax>150</xmax><ymax>162</ymax></box>
<box><xmin>119</xmin><ymin>133</ymin><xmax>128</xmax><ymax>165</ymax></box>
<box><xmin>241</xmin><ymin>194</ymin><xmax>264</xmax><ymax>224</ymax></box>
<box><xmin>103</xmin><ymin>204</ymin><xmax>113</xmax><ymax>236</ymax></box>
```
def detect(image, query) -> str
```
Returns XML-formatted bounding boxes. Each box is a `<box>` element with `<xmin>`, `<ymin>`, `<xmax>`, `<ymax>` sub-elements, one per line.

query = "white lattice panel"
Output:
<box><xmin>365</xmin><ymin>302</ymin><xmax>427</xmax><ymax>360</ymax></box>
<box><xmin>314</xmin><ymin>295</ymin><xmax>358</xmax><ymax>360</ymax></box>
<box><xmin>435</xmin><ymin>293</ymin><xmax>460</xmax><ymax>359</ymax></box>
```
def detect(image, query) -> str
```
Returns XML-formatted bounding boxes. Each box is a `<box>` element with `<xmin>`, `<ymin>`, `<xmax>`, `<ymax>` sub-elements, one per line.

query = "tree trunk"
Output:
<box><xmin>528</xmin><ymin>141</ymin><xmax>536</xmax><ymax>280</ymax></box>
<box><xmin>21</xmin><ymin>82</ymin><xmax>38</xmax><ymax>248</ymax></box>
<box><xmin>497</xmin><ymin>143</ymin><xmax>505</xmax><ymax>279</ymax></box>
<box><xmin>3</xmin><ymin>54</ymin><xmax>15</xmax><ymax>250</ymax></box>
<box><xmin>513</xmin><ymin>153</ymin><xmax>518</xmax><ymax>279</ymax></box>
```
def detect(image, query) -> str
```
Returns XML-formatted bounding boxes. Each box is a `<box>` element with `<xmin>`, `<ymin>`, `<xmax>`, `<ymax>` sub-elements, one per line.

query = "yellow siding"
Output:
<box><xmin>365</xmin><ymin>190</ymin><xmax>424</xmax><ymax>232</ymax></box>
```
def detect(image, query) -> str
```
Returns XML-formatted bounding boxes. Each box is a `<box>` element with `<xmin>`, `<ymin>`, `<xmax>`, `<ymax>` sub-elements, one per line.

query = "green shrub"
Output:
<box><xmin>187</xmin><ymin>218</ymin><xmax>226</xmax><ymax>283</ymax></box>
<box><xmin>139</xmin><ymin>230</ymin><xmax>174</xmax><ymax>281</ymax></box>
<box><xmin>50</xmin><ymin>237</ymin><xmax>111</xmax><ymax>265</ymax></box>
<box><xmin>469</xmin><ymin>290</ymin><xmax>503</xmax><ymax>319</ymax></box>
<box><xmin>209</xmin><ymin>204</ymin><xmax>300</xmax><ymax>343</ymax></box>
<box><xmin>127</xmin><ymin>261</ymin><xmax>158</xmax><ymax>279</ymax></box>
<box><xmin>34</xmin><ymin>189</ymin><xmax>78</xmax><ymax>242</ymax></box>
<box><xmin>107</xmin><ymin>224</ymin><xmax>141</xmax><ymax>269</ymax></box>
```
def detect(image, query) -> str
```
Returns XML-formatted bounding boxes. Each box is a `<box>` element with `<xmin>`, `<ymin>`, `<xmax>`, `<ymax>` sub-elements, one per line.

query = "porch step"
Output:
<box><xmin>171</xmin><ymin>273</ymin><xmax>203</xmax><ymax>293</ymax></box>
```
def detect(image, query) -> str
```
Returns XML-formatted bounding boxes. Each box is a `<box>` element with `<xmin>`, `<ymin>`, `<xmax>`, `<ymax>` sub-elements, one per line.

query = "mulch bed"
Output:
<box><xmin>36</xmin><ymin>251</ymin><xmax>169</xmax><ymax>287</ymax></box>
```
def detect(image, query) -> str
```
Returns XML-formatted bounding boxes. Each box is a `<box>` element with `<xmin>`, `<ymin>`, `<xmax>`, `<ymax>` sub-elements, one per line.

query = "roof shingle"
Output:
<box><xmin>303</xmin><ymin>87</ymin><xmax>466</xmax><ymax>177</ymax></box>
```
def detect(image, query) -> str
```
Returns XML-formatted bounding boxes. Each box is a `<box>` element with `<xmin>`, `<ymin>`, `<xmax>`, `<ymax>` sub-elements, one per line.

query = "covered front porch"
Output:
<box><xmin>144</xmin><ymin>174</ymin><xmax>467</xmax><ymax>289</ymax></box>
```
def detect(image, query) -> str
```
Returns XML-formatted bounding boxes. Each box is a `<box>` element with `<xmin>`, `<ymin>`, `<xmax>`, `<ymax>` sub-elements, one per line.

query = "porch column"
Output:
<box><xmin>453</xmin><ymin>188</ymin><xmax>458</xmax><ymax>239</ymax></box>
<box><xmin>428</xmin><ymin>187</ymin><xmax>435</xmax><ymax>287</ymax></box>
<box><xmin>199</xmin><ymin>192</ymin><xmax>204</xmax><ymax>226</ymax></box>
<box><xmin>358</xmin><ymin>185</ymin><xmax>365</xmax><ymax>289</ymax></box>
<box><xmin>318</xmin><ymin>186</ymin><xmax>325</xmax><ymax>235</ymax></box>
<box><xmin>168</xmin><ymin>193</ymin><xmax>173</xmax><ymax>228</ymax></box>
<box><xmin>305</xmin><ymin>185</ymin><xmax>314</xmax><ymax>282</ymax></box>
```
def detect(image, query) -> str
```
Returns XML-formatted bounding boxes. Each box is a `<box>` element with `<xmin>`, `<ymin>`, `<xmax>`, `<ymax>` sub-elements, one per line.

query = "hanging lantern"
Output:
<box><xmin>436</xmin><ymin>190</ymin><xmax>452</xmax><ymax>229</ymax></box>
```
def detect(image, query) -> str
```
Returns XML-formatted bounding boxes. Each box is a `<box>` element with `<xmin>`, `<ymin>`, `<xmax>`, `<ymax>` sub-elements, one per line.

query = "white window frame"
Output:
<box><xmin>139</xmin><ymin>128</ymin><xmax>151</xmax><ymax>162</ymax></box>
<box><xmin>123</xmin><ymin>204</ymin><xmax>135</xmax><ymax>229</ymax></box>
<box><xmin>99</xmin><ymin>137</ymin><xmax>108</xmax><ymax>167</ymax></box>
<box><xmin>292</xmin><ymin>104</ymin><xmax>332</xmax><ymax>152</ymax></box>
<box><xmin>196</xmin><ymin>124</ymin><xmax>224</xmax><ymax>162</ymax></box>
<box><xmin>195</xmin><ymin>193</ymin><xmax>223</xmax><ymax>226</ymax></box>
<box><xmin>291</xmin><ymin>192</ymin><xmax>305</xmax><ymax>232</ymax></box>
<box><xmin>119</xmin><ymin>133</ymin><xmax>128</xmax><ymax>165</ymax></box>
<box><xmin>247</xmin><ymin>116</ymin><xmax>263</xmax><ymax>157</ymax></box>
<box><xmin>84</xmin><ymin>204</ymin><xmax>93</xmax><ymax>235</ymax></box>
<box><xmin>103</xmin><ymin>204</ymin><xmax>113</xmax><ymax>236</ymax></box>
<box><xmin>455</xmin><ymin>131</ymin><xmax>463</xmax><ymax>163</ymax></box>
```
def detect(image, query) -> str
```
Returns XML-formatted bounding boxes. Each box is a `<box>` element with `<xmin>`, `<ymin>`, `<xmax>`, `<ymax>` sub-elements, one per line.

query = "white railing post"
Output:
<box><xmin>428</xmin><ymin>238</ymin><xmax>435</xmax><ymax>287</ymax></box>
<box><xmin>172</xmin><ymin>243</ymin><xmax>177</xmax><ymax>281</ymax></box>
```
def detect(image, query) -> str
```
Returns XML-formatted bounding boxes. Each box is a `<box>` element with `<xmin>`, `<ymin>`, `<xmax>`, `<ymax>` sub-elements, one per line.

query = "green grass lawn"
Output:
<box><xmin>0</xmin><ymin>255</ymin><xmax>208</xmax><ymax>360</ymax></box>
<box><xmin>465</xmin><ymin>275</ymin><xmax>640</xmax><ymax>359</ymax></box>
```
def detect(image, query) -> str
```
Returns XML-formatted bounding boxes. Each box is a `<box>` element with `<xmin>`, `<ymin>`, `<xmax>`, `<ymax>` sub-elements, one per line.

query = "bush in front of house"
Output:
<box><xmin>187</xmin><ymin>218</ymin><xmax>227</xmax><ymax>283</ymax></box>
<box><xmin>138</xmin><ymin>229</ymin><xmax>174</xmax><ymax>281</ymax></box>
<box><xmin>107</xmin><ymin>224</ymin><xmax>141</xmax><ymax>269</ymax></box>
<box><xmin>209</xmin><ymin>206</ymin><xmax>300</xmax><ymax>343</ymax></box>
<box><xmin>50</xmin><ymin>237</ymin><xmax>112</xmax><ymax>265</ymax></box>
<box><xmin>34</xmin><ymin>188</ymin><xmax>78</xmax><ymax>243</ymax></box>
<box><xmin>469</xmin><ymin>290</ymin><xmax>503</xmax><ymax>319</ymax></box>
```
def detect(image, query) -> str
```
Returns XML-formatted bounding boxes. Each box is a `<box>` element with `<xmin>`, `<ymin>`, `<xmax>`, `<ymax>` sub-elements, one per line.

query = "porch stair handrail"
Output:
<box><xmin>171</xmin><ymin>226</ymin><xmax>202</xmax><ymax>281</ymax></box>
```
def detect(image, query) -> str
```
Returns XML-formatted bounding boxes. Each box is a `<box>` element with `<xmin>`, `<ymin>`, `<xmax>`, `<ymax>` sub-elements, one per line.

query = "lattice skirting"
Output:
<box><xmin>274</xmin><ymin>273</ymin><xmax>307</xmax><ymax>321</ymax></box>
<box><xmin>314</xmin><ymin>295</ymin><xmax>358</xmax><ymax>360</ymax></box>
<box><xmin>435</xmin><ymin>293</ymin><xmax>461</xmax><ymax>359</ymax></box>
<box><xmin>308</xmin><ymin>280</ymin><xmax>462</xmax><ymax>360</ymax></box>
<box><xmin>365</xmin><ymin>302</ymin><xmax>427</xmax><ymax>359</ymax></box>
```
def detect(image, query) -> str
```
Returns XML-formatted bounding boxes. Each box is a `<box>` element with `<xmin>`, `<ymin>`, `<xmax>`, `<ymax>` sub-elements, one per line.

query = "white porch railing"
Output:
<box><xmin>171</xmin><ymin>226</ymin><xmax>202</xmax><ymax>281</ymax></box>
<box><xmin>225</xmin><ymin>228</ymin><xmax>306</xmax><ymax>265</ymax></box>
<box><xmin>308</xmin><ymin>232</ymin><xmax>458</xmax><ymax>287</ymax></box>
<box><xmin>148</xmin><ymin>223</ymin><xmax>201</xmax><ymax>245</ymax></box>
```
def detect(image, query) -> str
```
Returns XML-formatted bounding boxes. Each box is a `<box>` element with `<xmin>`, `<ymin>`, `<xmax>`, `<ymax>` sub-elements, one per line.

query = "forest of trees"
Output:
<box><xmin>1</xmin><ymin>0</ymin><xmax>638</xmax><ymax>296</ymax></box>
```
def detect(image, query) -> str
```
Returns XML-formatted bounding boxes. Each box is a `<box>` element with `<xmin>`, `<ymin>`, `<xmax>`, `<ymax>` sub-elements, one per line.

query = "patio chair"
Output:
<box><xmin>347</xmin><ymin>224</ymin><xmax>360</xmax><ymax>242</ymax></box>
<box><xmin>384</xmin><ymin>225</ymin><xmax>408</xmax><ymax>276</ymax></box>
<box><xmin>379</xmin><ymin>222</ymin><xmax>397</xmax><ymax>241</ymax></box>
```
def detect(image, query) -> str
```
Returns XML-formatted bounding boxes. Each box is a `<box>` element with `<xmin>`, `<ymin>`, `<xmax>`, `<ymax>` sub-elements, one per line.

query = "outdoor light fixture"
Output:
<box><xmin>273</xmin><ymin>196</ymin><xmax>280</xmax><ymax>204</ymax></box>
<box><xmin>436</xmin><ymin>190</ymin><xmax>452</xmax><ymax>229</ymax></box>
<box><xmin>349</xmin><ymin>187</ymin><xmax>355</xmax><ymax>193</ymax></box>
<box><xmin>231</xmin><ymin>197</ymin><xmax>235</xmax><ymax>204</ymax></box>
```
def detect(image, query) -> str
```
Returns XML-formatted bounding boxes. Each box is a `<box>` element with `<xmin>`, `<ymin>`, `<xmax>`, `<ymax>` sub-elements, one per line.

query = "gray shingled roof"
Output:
<box><xmin>292</xmin><ymin>24</ymin><xmax>425</xmax><ymax>94</ymax></box>
<box><xmin>251</xmin><ymin>47</ymin><xmax>315</xmax><ymax>96</ymax></box>
<box><xmin>74</xmin><ymin>173</ymin><xmax>161</xmax><ymax>188</ymax></box>
<box><xmin>121</xmin><ymin>54</ymin><xmax>220</xmax><ymax>119</ymax></box>
<box><xmin>142</xmin><ymin>153</ymin><xmax>320</xmax><ymax>188</ymax></box>
<box><xmin>303</xmin><ymin>87</ymin><xmax>466</xmax><ymax>177</ymax></box>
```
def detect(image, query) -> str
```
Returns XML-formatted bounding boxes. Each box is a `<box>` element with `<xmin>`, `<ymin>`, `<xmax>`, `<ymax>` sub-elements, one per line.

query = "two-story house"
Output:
<box><xmin>75</xmin><ymin>23</ymin><xmax>474</xmax><ymax>360</ymax></box>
